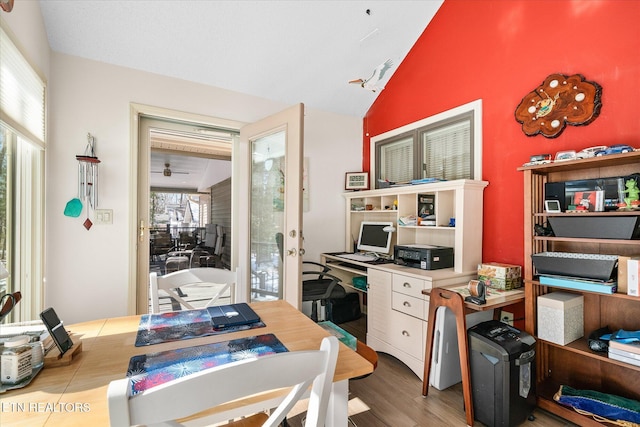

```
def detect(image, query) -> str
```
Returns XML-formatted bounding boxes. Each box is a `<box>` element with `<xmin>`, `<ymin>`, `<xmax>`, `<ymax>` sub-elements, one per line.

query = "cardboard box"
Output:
<box><xmin>618</xmin><ymin>255</ymin><xmax>640</xmax><ymax>294</ymax></box>
<box><xmin>537</xmin><ymin>292</ymin><xmax>584</xmax><ymax>345</ymax></box>
<box><xmin>628</xmin><ymin>258</ymin><xmax>640</xmax><ymax>297</ymax></box>
<box><xmin>477</xmin><ymin>262</ymin><xmax>522</xmax><ymax>290</ymax></box>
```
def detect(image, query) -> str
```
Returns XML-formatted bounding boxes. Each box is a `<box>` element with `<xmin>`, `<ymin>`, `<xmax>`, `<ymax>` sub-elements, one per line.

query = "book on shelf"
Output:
<box><xmin>608</xmin><ymin>347</ymin><xmax>640</xmax><ymax>367</ymax></box>
<box><xmin>539</xmin><ymin>275</ymin><xmax>617</xmax><ymax>294</ymax></box>
<box><xmin>609</xmin><ymin>338</ymin><xmax>640</xmax><ymax>355</ymax></box>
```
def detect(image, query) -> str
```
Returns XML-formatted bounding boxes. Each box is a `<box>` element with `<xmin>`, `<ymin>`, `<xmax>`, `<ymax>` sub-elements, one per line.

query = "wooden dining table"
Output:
<box><xmin>0</xmin><ymin>300</ymin><xmax>373</xmax><ymax>426</ymax></box>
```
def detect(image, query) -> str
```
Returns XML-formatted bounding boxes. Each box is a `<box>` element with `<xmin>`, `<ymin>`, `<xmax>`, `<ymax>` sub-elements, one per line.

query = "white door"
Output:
<box><xmin>236</xmin><ymin>104</ymin><xmax>304</xmax><ymax>309</ymax></box>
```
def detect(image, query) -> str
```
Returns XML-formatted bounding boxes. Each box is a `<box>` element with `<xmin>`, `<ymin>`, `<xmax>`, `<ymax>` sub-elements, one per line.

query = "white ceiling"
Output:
<box><xmin>150</xmin><ymin>150</ymin><xmax>231</xmax><ymax>193</ymax></box>
<box><xmin>38</xmin><ymin>0</ymin><xmax>443</xmax><ymax>192</ymax></box>
<box><xmin>38</xmin><ymin>0</ymin><xmax>443</xmax><ymax>118</ymax></box>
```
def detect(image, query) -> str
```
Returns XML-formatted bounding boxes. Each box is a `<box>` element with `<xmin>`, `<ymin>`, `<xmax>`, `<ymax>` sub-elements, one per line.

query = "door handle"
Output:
<box><xmin>139</xmin><ymin>220</ymin><xmax>145</xmax><ymax>242</ymax></box>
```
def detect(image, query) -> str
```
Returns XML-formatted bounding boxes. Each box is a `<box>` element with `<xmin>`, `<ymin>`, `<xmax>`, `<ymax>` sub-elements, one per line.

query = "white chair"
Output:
<box><xmin>149</xmin><ymin>267</ymin><xmax>239</xmax><ymax>313</ymax></box>
<box><xmin>107</xmin><ymin>336</ymin><xmax>339</xmax><ymax>427</ymax></box>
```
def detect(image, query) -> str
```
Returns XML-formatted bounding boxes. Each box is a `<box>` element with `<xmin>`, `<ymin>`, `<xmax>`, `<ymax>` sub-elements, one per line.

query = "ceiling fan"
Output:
<box><xmin>151</xmin><ymin>163</ymin><xmax>189</xmax><ymax>177</ymax></box>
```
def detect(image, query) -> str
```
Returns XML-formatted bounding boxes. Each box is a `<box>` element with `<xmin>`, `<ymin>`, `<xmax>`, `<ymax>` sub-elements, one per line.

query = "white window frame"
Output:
<box><xmin>0</xmin><ymin>22</ymin><xmax>46</xmax><ymax>323</ymax></box>
<box><xmin>369</xmin><ymin>99</ymin><xmax>483</xmax><ymax>188</ymax></box>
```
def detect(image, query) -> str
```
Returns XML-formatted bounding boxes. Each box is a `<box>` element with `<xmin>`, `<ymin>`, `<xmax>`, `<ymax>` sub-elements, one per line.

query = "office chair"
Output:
<box><xmin>107</xmin><ymin>336</ymin><xmax>339</xmax><ymax>427</ymax></box>
<box><xmin>302</xmin><ymin>262</ymin><xmax>346</xmax><ymax>322</ymax></box>
<box><xmin>275</xmin><ymin>232</ymin><xmax>345</xmax><ymax>322</ymax></box>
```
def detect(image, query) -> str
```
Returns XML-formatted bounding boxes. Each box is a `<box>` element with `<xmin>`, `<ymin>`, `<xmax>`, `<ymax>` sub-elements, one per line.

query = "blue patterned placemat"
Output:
<box><xmin>127</xmin><ymin>333</ymin><xmax>288</xmax><ymax>395</ymax></box>
<box><xmin>135</xmin><ymin>308</ymin><xmax>265</xmax><ymax>347</ymax></box>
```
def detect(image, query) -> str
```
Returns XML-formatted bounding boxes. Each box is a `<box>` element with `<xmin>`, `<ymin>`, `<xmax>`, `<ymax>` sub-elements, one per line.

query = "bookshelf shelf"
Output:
<box><xmin>520</xmin><ymin>152</ymin><xmax>640</xmax><ymax>425</ymax></box>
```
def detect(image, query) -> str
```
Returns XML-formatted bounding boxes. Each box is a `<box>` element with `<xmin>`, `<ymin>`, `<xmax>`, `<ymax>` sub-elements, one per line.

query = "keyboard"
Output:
<box><xmin>335</xmin><ymin>253</ymin><xmax>378</xmax><ymax>262</ymax></box>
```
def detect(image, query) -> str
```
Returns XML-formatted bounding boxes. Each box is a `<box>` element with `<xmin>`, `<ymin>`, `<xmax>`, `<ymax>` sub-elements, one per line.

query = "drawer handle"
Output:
<box><xmin>402</xmin><ymin>330</ymin><xmax>410</xmax><ymax>337</ymax></box>
<box><xmin>403</xmin><ymin>301</ymin><xmax>411</xmax><ymax>307</ymax></box>
<box><xmin>403</xmin><ymin>282</ymin><xmax>411</xmax><ymax>288</ymax></box>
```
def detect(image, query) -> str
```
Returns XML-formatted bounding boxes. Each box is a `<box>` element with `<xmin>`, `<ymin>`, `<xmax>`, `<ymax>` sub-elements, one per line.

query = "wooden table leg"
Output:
<box><xmin>422</xmin><ymin>288</ymin><xmax>474</xmax><ymax>426</ymax></box>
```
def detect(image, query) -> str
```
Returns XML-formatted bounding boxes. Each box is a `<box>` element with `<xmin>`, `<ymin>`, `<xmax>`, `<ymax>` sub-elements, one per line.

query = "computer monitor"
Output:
<box><xmin>357</xmin><ymin>221</ymin><xmax>394</xmax><ymax>255</ymax></box>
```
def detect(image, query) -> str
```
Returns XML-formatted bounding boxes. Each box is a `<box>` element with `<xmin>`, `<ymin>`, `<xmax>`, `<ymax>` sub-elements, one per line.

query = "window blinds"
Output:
<box><xmin>0</xmin><ymin>25</ymin><xmax>46</xmax><ymax>146</ymax></box>
<box><xmin>422</xmin><ymin>119</ymin><xmax>471</xmax><ymax>180</ymax></box>
<box><xmin>380</xmin><ymin>136</ymin><xmax>413</xmax><ymax>183</ymax></box>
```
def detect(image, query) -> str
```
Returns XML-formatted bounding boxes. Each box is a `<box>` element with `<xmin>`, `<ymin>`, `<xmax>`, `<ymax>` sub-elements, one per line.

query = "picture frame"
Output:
<box><xmin>345</xmin><ymin>172</ymin><xmax>369</xmax><ymax>191</ymax></box>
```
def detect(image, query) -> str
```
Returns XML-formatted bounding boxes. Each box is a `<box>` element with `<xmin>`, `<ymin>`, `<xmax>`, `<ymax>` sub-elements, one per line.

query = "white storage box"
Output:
<box><xmin>537</xmin><ymin>292</ymin><xmax>584</xmax><ymax>345</ymax></box>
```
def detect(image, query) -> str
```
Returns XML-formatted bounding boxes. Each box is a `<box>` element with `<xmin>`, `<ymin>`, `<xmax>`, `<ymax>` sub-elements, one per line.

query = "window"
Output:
<box><xmin>0</xmin><ymin>23</ymin><xmax>46</xmax><ymax>322</ymax></box>
<box><xmin>371</xmin><ymin>100</ymin><xmax>482</xmax><ymax>188</ymax></box>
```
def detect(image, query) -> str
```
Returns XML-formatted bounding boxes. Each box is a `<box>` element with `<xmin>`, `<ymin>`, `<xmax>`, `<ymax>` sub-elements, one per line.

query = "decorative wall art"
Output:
<box><xmin>75</xmin><ymin>133</ymin><xmax>100</xmax><ymax>230</ymax></box>
<box><xmin>515</xmin><ymin>73</ymin><xmax>602</xmax><ymax>138</ymax></box>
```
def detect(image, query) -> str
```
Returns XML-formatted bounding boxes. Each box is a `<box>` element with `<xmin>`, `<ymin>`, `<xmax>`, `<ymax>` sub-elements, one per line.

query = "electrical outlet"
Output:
<box><xmin>501</xmin><ymin>311</ymin><xmax>514</xmax><ymax>326</ymax></box>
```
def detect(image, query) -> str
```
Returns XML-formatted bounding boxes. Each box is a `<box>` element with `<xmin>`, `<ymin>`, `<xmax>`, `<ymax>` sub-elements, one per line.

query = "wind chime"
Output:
<box><xmin>76</xmin><ymin>133</ymin><xmax>100</xmax><ymax>230</ymax></box>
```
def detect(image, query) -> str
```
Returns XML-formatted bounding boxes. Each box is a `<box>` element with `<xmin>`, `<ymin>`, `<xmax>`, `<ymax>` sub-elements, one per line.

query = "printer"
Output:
<box><xmin>394</xmin><ymin>244</ymin><xmax>454</xmax><ymax>270</ymax></box>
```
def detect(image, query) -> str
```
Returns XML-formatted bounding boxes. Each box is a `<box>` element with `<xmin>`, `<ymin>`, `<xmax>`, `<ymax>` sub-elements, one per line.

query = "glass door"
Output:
<box><xmin>238</xmin><ymin>104</ymin><xmax>304</xmax><ymax>309</ymax></box>
<box><xmin>249</xmin><ymin>131</ymin><xmax>285</xmax><ymax>300</ymax></box>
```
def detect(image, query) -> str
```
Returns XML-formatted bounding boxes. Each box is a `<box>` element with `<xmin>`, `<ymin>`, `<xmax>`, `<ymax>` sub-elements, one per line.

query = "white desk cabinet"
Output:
<box><xmin>363</xmin><ymin>266</ymin><xmax>475</xmax><ymax>379</ymax></box>
<box><xmin>322</xmin><ymin>179</ymin><xmax>488</xmax><ymax>380</ymax></box>
<box><xmin>343</xmin><ymin>179</ymin><xmax>488</xmax><ymax>273</ymax></box>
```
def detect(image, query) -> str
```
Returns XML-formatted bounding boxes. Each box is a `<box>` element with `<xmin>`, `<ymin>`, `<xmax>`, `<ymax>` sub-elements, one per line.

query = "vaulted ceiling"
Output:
<box><xmin>37</xmin><ymin>1</ymin><xmax>443</xmax><ymax>191</ymax></box>
<box><xmin>38</xmin><ymin>0</ymin><xmax>443</xmax><ymax>118</ymax></box>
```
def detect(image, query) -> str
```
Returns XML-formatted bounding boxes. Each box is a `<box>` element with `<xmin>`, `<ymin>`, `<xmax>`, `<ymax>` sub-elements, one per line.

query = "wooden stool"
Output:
<box><xmin>422</xmin><ymin>287</ymin><xmax>474</xmax><ymax>426</ymax></box>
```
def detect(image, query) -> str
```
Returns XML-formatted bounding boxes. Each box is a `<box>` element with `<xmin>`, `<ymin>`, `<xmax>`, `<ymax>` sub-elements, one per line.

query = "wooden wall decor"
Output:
<box><xmin>515</xmin><ymin>73</ymin><xmax>602</xmax><ymax>138</ymax></box>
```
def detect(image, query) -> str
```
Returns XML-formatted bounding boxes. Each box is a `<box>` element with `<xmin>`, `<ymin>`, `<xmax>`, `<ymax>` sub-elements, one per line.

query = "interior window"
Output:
<box><xmin>372</xmin><ymin>101</ymin><xmax>481</xmax><ymax>188</ymax></box>
<box><xmin>421</xmin><ymin>112</ymin><xmax>473</xmax><ymax>181</ymax></box>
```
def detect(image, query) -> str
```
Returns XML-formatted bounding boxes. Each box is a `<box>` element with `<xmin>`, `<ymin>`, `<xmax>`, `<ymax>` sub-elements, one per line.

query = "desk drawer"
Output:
<box><xmin>392</xmin><ymin>292</ymin><xmax>427</xmax><ymax>319</ymax></box>
<box><xmin>392</xmin><ymin>274</ymin><xmax>427</xmax><ymax>299</ymax></box>
<box><xmin>388</xmin><ymin>309</ymin><xmax>425</xmax><ymax>360</ymax></box>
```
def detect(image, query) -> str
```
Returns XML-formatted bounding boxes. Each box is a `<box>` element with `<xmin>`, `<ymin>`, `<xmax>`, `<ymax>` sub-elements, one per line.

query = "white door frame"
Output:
<box><xmin>128</xmin><ymin>103</ymin><xmax>245</xmax><ymax>314</ymax></box>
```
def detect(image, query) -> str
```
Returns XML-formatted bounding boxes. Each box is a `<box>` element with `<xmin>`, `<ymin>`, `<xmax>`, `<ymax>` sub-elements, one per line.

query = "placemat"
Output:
<box><xmin>127</xmin><ymin>333</ymin><xmax>288</xmax><ymax>395</ymax></box>
<box><xmin>135</xmin><ymin>307</ymin><xmax>265</xmax><ymax>347</ymax></box>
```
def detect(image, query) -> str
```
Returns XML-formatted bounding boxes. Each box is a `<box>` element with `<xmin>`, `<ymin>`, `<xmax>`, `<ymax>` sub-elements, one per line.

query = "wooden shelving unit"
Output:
<box><xmin>519</xmin><ymin>151</ymin><xmax>640</xmax><ymax>426</ymax></box>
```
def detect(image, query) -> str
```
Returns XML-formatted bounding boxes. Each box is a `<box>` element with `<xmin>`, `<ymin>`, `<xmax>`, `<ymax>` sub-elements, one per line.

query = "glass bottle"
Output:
<box><xmin>1</xmin><ymin>335</ymin><xmax>33</xmax><ymax>384</ymax></box>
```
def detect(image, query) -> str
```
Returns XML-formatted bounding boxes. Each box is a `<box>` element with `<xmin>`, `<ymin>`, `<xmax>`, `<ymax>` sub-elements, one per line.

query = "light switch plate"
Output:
<box><xmin>96</xmin><ymin>209</ymin><xmax>113</xmax><ymax>225</ymax></box>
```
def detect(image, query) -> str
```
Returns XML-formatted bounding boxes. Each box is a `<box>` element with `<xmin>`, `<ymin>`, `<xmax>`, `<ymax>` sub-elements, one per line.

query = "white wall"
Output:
<box><xmin>46</xmin><ymin>53</ymin><xmax>361</xmax><ymax>323</ymax></box>
<box><xmin>302</xmin><ymin>109</ymin><xmax>361</xmax><ymax>262</ymax></box>
<box><xmin>1</xmin><ymin>2</ymin><xmax>50</xmax><ymax>81</ymax></box>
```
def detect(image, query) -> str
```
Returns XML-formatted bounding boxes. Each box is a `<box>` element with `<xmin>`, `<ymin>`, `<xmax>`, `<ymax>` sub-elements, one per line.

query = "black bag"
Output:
<box><xmin>326</xmin><ymin>293</ymin><xmax>361</xmax><ymax>324</ymax></box>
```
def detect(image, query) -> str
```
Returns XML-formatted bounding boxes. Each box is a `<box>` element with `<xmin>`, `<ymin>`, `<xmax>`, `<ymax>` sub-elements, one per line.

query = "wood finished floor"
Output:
<box><xmin>286</xmin><ymin>316</ymin><xmax>578</xmax><ymax>427</ymax></box>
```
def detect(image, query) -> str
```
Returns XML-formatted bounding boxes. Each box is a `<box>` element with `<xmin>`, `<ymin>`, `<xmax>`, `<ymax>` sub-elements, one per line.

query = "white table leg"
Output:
<box><xmin>326</xmin><ymin>379</ymin><xmax>349</xmax><ymax>427</ymax></box>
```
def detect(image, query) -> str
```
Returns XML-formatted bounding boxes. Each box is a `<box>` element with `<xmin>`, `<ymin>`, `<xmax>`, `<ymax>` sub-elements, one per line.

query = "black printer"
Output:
<box><xmin>393</xmin><ymin>244</ymin><xmax>454</xmax><ymax>270</ymax></box>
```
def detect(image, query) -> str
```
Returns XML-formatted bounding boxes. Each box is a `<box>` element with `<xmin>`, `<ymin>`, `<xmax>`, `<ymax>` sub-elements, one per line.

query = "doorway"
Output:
<box><xmin>131</xmin><ymin>103</ymin><xmax>305</xmax><ymax>315</ymax></box>
<box><xmin>132</xmin><ymin>105</ymin><xmax>243</xmax><ymax>314</ymax></box>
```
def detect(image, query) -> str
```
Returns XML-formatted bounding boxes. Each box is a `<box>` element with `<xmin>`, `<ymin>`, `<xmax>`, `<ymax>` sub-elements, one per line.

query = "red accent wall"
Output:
<box><xmin>364</xmin><ymin>0</ymin><xmax>640</xmax><ymax>269</ymax></box>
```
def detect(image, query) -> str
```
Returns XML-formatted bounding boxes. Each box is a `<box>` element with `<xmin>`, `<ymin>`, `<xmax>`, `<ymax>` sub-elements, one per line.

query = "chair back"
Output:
<box><xmin>149</xmin><ymin>267</ymin><xmax>239</xmax><ymax>313</ymax></box>
<box><xmin>107</xmin><ymin>336</ymin><xmax>339</xmax><ymax>427</ymax></box>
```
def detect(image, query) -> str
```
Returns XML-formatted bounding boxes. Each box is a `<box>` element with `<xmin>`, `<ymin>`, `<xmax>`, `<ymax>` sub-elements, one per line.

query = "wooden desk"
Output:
<box><xmin>0</xmin><ymin>300</ymin><xmax>373</xmax><ymax>426</ymax></box>
<box><xmin>421</xmin><ymin>285</ymin><xmax>525</xmax><ymax>426</ymax></box>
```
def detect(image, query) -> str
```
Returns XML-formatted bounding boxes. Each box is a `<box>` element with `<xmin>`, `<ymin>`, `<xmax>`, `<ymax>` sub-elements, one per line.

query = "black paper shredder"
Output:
<box><xmin>468</xmin><ymin>320</ymin><xmax>536</xmax><ymax>427</ymax></box>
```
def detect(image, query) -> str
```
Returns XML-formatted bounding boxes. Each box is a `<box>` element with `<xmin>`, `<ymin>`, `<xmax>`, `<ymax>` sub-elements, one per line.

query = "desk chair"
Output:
<box><xmin>302</xmin><ymin>262</ymin><xmax>346</xmax><ymax>322</ymax></box>
<box><xmin>107</xmin><ymin>336</ymin><xmax>339</xmax><ymax>427</ymax></box>
<box><xmin>149</xmin><ymin>267</ymin><xmax>238</xmax><ymax>313</ymax></box>
<box><xmin>275</xmin><ymin>232</ymin><xmax>345</xmax><ymax>322</ymax></box>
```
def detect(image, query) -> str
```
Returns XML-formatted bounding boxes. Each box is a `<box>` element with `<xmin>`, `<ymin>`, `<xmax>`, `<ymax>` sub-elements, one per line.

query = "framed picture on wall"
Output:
<box><xmin>345</xmin><ymin>172</ymin><xmax>369</xmax><ymax>190</ymax></box>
